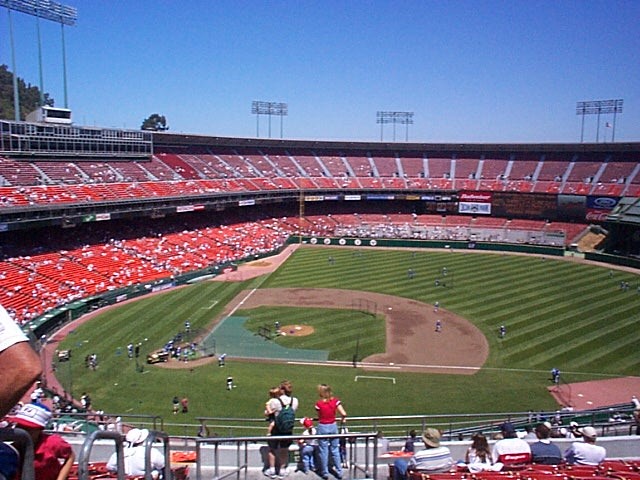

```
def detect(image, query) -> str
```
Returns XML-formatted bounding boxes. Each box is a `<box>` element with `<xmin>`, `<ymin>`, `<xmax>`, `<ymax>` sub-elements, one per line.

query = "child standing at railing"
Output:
<box><xmin>298</xmin><ymin>417</ymin><xmax>318</xmax><ymax>474</ymax></box>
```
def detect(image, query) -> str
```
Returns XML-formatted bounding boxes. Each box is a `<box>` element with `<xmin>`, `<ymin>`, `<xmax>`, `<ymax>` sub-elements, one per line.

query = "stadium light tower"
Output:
<box><xmin>251</xmin><ymin>100</ymin><xmax>288</xmax><ymax>138</ymax></box>
<box><xmin>376</xmin><ymin>111</ymin><xmax>414</xmax><ymax>142</ymax></box>
<box><xmin>1</xmin><ymin>0</ymin><xmax>77</xmax><ymax>119</ymax></box>
<box><xmin>576</xmin><ymin>99</ymin><xmax>623</xmax><ymax>143</ymax></box>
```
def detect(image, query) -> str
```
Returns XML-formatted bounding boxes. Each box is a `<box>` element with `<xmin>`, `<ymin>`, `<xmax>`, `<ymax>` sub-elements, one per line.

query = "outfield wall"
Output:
<box><xmin>295</xmin><ymin>236</ymin><xmax>565</xmax><ymax>256</ymax></box>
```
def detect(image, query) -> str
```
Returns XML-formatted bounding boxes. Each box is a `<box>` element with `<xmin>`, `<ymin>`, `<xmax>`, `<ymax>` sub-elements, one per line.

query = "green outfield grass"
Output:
<box><xmin>57</xmin><ymin>246</ymin><xmax>640</xmax><ymax>433</ymax></box>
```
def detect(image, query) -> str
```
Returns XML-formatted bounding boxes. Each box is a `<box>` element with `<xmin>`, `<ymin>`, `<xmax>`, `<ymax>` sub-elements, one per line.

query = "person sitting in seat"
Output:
<box><xmin>564</xmin><ymin>426</ymin><xmax>606</xmax><ymax>466</ymax></box>
<box><xmin>530</xmin><ymin>423</ymin><xmax>562</xmax><ymax>465</ymax></box>
<box><xmin>491</xmin><ymin>422</ymin><xmax>531</xmax><ymax>467</ymax></box>
<box><xmin>465</xmin><ymin>433</ymin><xmax>497</xmax><ymax>472</ymax></box>
<box><xmin>393</xmin><ymin>428</ymin><xmax>453</xmax><ymax>480</ymax></box>
<box><xmin>107</xmin><ymin>428</ymin><xmax>165</xmax><ymax>478</ymax></box>
<box><xmin>9</xmin><ymin>403</ymin><xmax>75</xmax><ymax>480</ymax></box>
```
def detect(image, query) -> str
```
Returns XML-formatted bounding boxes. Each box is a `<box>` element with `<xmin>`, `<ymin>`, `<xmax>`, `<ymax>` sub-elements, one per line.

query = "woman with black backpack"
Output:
<box><xmin>263</xmin><ymin>380</ymin><xmax>298</xmax><ymax>479</ymax></box>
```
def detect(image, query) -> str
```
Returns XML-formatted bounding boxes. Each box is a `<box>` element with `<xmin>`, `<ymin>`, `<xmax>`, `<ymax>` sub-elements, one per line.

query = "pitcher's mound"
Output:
<box><xmin>279</xmin><ymin>325</ymin><xmax>314</xmax><ymax>336</ymax></box>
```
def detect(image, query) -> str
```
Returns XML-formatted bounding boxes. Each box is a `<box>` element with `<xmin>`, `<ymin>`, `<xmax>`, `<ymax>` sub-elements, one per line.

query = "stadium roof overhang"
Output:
<box><xmin>152</xmin><ymin>132</ymin><xmax>640</xmax><ymax>156</ymax></box>
<box><xmin>606</xmin><ymin>197</ymin><xmax>640</xmax><ymax>226</ymax></box>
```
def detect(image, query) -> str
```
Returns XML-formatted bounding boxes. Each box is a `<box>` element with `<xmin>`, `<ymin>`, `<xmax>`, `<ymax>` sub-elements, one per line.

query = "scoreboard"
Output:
<box><xmin>492</xmin><ymin>192</ymin><xmax>559</xmax><ymax>219</ymax></box>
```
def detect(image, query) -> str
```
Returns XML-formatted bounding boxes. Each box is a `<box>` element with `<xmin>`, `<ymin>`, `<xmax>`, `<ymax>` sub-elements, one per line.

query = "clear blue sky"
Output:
<box><xmin>2</xmin><ymin>0</ymin><xmax>639</xmax><ymax>143</ymax></box>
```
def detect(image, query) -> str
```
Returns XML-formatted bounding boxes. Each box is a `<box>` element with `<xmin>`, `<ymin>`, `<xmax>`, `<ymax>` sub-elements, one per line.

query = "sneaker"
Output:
<box><xmin>280</xmin><ymin>467</ymin><xmax>291</xmax><ymax>477</ymax></box>
<box><xmin>263</xmin><ymin>468</ymin><xmax>276</xmax><ymax>478</ymax></box>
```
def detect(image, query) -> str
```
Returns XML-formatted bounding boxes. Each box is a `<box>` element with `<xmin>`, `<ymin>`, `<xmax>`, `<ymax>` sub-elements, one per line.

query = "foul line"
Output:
<box><xmin>210</xmin><ymin>262</ymin><xmax>277</xmax><ymax>335</ymax></box>
<box><xmin>284</xmin><ymin>360</ymin><xmax>636</xmax><ymax>378</ymax></box>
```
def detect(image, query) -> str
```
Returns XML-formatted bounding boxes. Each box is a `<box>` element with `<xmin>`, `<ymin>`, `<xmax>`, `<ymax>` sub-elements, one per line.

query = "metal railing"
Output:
<box><xmin>0</xmin><ymin>427</ymin><xmax>35</xmax><ymax>480</ymax></box>
<box><xmin>194</xmin><ymin>432</ymin><xmax>379</xmax><ymax>480</ymax></box>
<box><xmin>76</xmin><ymin>429</ymin><xmax>171</xmax><ymax>480</ymax></box>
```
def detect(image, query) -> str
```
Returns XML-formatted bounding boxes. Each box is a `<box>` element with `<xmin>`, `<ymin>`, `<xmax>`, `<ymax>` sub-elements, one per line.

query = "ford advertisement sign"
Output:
<box><xmin>586</xmin><ymin>196</ymin><xmax>619</xmax><ymax>210</ymax></box>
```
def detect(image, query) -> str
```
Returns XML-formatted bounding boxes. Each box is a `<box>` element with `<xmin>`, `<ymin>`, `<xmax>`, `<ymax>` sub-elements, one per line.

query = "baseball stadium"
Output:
<box><xmin>1</xmin><ymin>2</ymin><xmax>639</xmax><ymax>480</ymax></box>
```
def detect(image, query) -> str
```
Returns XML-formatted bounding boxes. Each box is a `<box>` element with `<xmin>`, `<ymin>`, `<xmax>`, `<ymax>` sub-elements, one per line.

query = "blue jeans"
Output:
<box><xmin>317</xmin><ymin>422</ymin><xmax>342</xmax><ymax>479</ymax></box>
<box><xmin>300</xmin><ymin>444</ymin><xmax>317</xmax><ymax>472</ymax></box>
<box><xmin>393</xmin><ymin>458</ymin><xmax>410</xmax><ymax>480</ymax></box>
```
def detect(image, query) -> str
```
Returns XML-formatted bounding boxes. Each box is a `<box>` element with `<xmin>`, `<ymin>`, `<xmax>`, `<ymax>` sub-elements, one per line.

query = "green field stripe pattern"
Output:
<box><xmin>263</xmin><ymin>247</ymin><xmax>640</xmax><ymax>375</ymax></box>
<box><xmin>59</xmin><ymin>247</ymin><xmax>640</xmax><ymax>423</ymax></box>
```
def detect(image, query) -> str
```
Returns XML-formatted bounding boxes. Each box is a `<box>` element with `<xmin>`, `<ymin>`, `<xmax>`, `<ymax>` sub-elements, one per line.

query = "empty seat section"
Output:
<box><xmin>0</xmin><ymin>156</ymin><xmax>43</xmax><ymax>185</ymax></box>
<box><xmin>381</xmin><ymin>177</ymin><xmax>406</xmax><ymax>188</ymax></box>
<box><xmin>400</xmin><ymin>156</ymin><xmax>425</xmax><ymax>178</ymax></box>
<box><xmin>478</xmin><ymin>159</ymin><xmax>509</xmax><ymax>191</ymax></box>
<box><xmin>533</xmin><ymin>160</ymin><xmax>569</xmax><ymax>193</ymax></box>
<box><xmin>291</xmin><ymin>177</ymin><xmax>319</xmax><ymax>189</ymax></box>
<box><xmin>218</xmin><ymin>153</ymin><xmax>260</xmax><ymax>177</ymax></box>
<box><xmin>177</xmin><ymin>154</ymin><xmax>222</xmax><ymax>179</ymax></box>
<box><xmin>563</xmin><ymin>161</ymin><xmax>603</xmax><ymax>195</ymax></box>
<box><xmin>268</xmin><ymin>153</ymin><xmax>302</xmax><ymax>177</ymax></box>
<box><xmin>250</xmin><ymin>178</ymin><xmax>280</xmax><ymax>190</ymax></box>
<box><xmin>426</xmin><ymin>157</ymin><xmax>453</xmax><ymax>189</ymax></box>
<box><xmin>291</xmin><ymin>153</ymin><xmax>326</xmax><ymax>177</ymax></box>
<box><xmin>316</xmin><ymin>154</ymin><xmax>348</xmax><ymax>177</ymax></box>
<box><xmin>152</xmin><ymin>153</ymin><xmax>199</xmax><ymax>179</ymax></box>
<box><xmin>344</xmin><ymin>155</ymin><xmax>373</xmax><ymax>177</ymax></box>
<box><xmin>372</xmin><ymin>155</ymin><xmax>398</xmax><ymax>177</ymax></box>
<box><xmin>145</xmin><ymin>156</ymin><xmax>183</xmax><ymax>180</ymax></box>
<box><xmin>35</xmin><ymin>161</ymin><xmax>85</xmax><ymax>184</ymax></box>
<box><xmin>77</xmin><ymin>162</ymin><xmax>121</xmax><ymax>183</ymax></box>
<box><xmin>454</xmin><ymin>158</ymin><xmax>479</xmax><ymax>180</ymax></box>
<box><xmin>240</xmin><ymin>153</ymin><xmax>278</xmax><ymax>177</ymax></box>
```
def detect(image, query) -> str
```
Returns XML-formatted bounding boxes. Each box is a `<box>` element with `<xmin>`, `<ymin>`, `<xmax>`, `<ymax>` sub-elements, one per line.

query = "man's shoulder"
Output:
<box><xmin>415</xmin><ymin>446</ymin><xmax>452</xmax><ymax>458</ymax></box>
<box><xmin>495</xmin><ymin>438</ymin><xmax>531</xmax><ymax>451</ymax></box>
<box><xmin>531</xmin><ymin>441</ymin><xmax>561</xmax><ymax>453</ymax></box>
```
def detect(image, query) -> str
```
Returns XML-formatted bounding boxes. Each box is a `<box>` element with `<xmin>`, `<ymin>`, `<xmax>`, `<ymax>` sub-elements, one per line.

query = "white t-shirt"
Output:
<box><xmin>492</xmin><ymin>437</ymin><xmax>532</xmax><ymax>464</ymax></box>
<box><xmin>0</xmin><ymin>305</ymin><xmax>27</xmax><ymax>352</ymax></box>
<box><xmin>107</xmin><ymin>445</ymin><xmax>165</xmax><ymax>476</ymax></box>
<box><xmin>274</xmin><ymin>394</ymin><xmax>299</xmax><ymax>412</ymax></box>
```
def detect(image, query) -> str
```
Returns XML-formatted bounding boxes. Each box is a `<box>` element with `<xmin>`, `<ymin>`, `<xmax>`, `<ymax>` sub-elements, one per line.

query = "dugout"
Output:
<box><xmin>603</xmin><ymin>197</ymin><xmax>640</xmax><ymax>257</ymax></box>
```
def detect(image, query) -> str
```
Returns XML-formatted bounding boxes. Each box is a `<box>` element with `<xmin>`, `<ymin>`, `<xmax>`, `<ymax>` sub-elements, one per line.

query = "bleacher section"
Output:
<box><xmin>2</xmin><ymin>152</ymin><xmax>639</xmax><ymax>203</ymax></box>
<box><xmin>3</xmin><ymin>145</ymin><xmax>640</xmax><ymax>323</ymax></box>
<box><xmin>0</xmin><ymin>219</ymin><xmax>296</xmax><ymax>323</ymax></box>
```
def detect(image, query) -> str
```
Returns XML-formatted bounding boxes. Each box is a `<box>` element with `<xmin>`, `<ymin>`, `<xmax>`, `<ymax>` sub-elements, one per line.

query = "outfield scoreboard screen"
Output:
<box><xmin>492</xmin><ymin>192</ymin><xmax>558</xmax><ymax>219</ymax></box>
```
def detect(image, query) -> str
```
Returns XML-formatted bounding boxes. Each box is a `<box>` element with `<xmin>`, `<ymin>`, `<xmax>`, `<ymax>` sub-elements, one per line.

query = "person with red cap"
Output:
<box><xmin>298</xmin><ymin>417</ymin><xmax>318</xmax><ymax>474</ymax></box>
<box><xmin>9</xmin><ymin>403</ymin><xmax>75</xmax><ymax>480</ymax></box>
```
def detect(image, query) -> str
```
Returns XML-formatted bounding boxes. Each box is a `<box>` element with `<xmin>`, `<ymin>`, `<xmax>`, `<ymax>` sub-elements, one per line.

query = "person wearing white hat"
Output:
<box><xmin>0</xmin><ymin>304</ymin><xmax>42</xmax><ymax>417</ymax></box>
<box><xmin>564</xmin><ymin>426</ymin><xmax>606</xmax><ymax>466</ymax></box>
<box><xmin>106</xmin><ymin>428</ymin><xmax>165</xmax><ymax>477</ymax></box>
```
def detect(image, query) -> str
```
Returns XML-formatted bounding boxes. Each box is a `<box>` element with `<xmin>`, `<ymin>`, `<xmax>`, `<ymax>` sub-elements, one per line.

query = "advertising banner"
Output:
<box><xmin>458</xmin><ymin>191</ymin><xmax>492</xmax><ymax>215</ymax></box>
<box><xmin>459</xmin><ymin>202</ymin><xmax>491</xmax><ymax>214</ymax></box>
<box><xmin>586</xmin><ymin>196</ymin><xmax>619</xmax><ymax>222</ymax></box>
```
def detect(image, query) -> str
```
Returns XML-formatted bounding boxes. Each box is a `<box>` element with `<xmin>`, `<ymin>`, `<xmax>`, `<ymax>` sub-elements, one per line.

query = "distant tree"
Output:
<box><xmin>0</xmin><ymin>64</ymin><xmax>54</xmax><ymax>121</ymax></box>
<box><xmin>141</xmin><ymin>113</ymin><xmax>169</xmax><ymax>131</ymax></box>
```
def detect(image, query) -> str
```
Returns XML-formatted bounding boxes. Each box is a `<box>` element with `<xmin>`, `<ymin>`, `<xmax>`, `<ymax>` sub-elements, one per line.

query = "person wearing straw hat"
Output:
<box><xmin>8</xmin><ymin>403</ymin><xmax>75</xmax><ymax>480</ymax></box>
<box><xmin>106</xmin><ymin>428</ymin><xmax>165</xmax><ymax>477</ymax></box>
<box><xmin>563</xmin><ymin>426</ymin><xmax>606</xmax><ymax>466</ymax></box>
<box><xmin>393</xmin><ymin>428</ymin><xmax>454</xmax><ymax>480</ymax></box>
